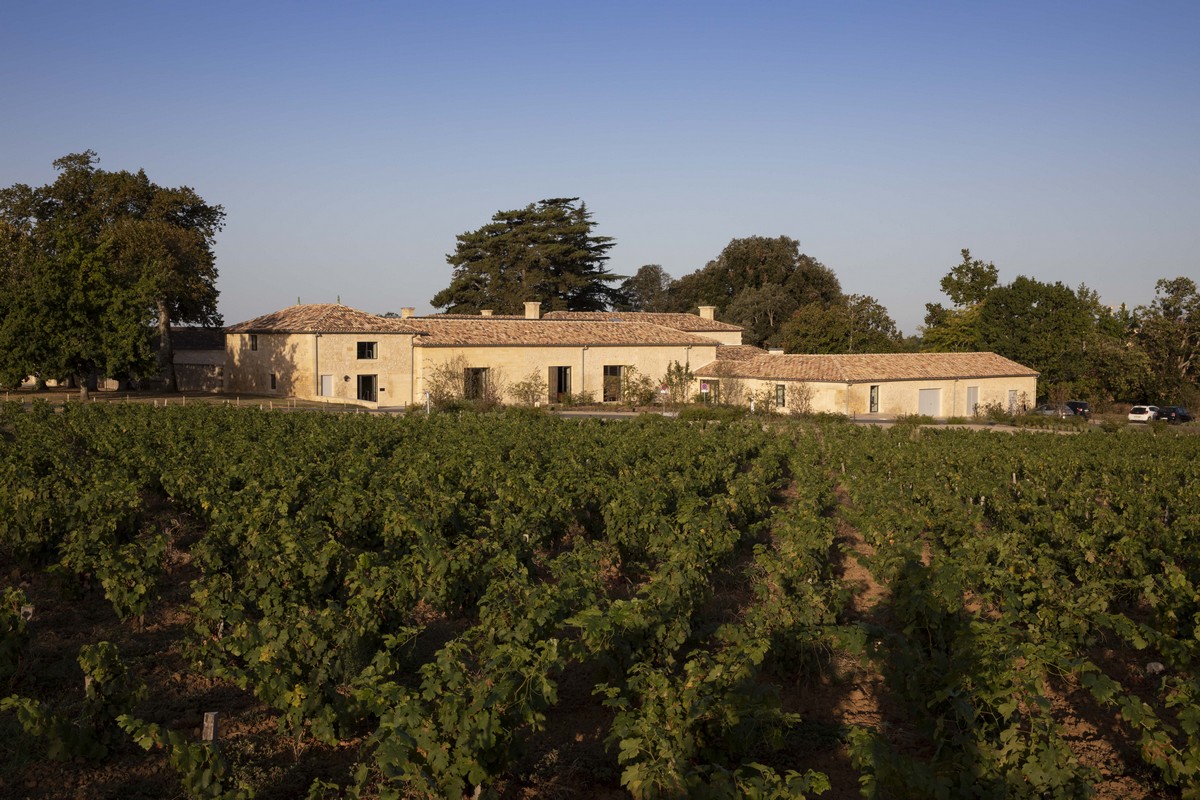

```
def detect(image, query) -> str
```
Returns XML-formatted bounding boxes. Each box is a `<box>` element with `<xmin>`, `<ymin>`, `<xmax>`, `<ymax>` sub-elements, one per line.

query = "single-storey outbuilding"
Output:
<box><xmin>694</xmin><ymin>351</ymin><xmax>1039</xmax><ymax>418</ymax></box>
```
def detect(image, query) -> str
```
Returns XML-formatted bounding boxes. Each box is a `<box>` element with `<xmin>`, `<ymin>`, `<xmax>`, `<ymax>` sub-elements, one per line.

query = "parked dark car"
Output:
<box><xmin>1157</xmin><ymin>406</ymin><xmax>1193</xmax><ymax>424</ymax></box>
<box><xmin>1032</xmin><ymin>401</ymin><xmax>1090</xmax><ymax>419</ymax></box>
<box><xmin>1032</xmin><ymin>403</ymin><xmax>1068</xmax><ymax>417</ymax></box>
<box><xmin>1064</xmin><ymin>401</ymin><xmax>1091</xmax><ymax>419</ymax></box>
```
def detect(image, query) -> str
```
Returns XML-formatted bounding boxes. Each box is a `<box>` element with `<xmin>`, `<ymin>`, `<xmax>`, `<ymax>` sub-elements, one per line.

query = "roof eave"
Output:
<box><xmin>414</xmin><ymin>340</ymin><xmax>714</xmax><ymax>347</ymax></box>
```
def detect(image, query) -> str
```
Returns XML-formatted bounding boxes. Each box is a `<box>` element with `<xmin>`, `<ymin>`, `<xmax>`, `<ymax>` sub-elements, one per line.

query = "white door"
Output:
<box><xmin>918</xmin><ymin>388</ymin><xmax>941</xmax><ymax>417</ymax></box>
<box><xmin>966</xmin><ymin>386</ymin><xmax>979</xmax><ymax>416</ymax></box>
<box><xmin>320</xmin><ymin>374</ymin><xmax>333</xmax><ymax>397</ymax></box>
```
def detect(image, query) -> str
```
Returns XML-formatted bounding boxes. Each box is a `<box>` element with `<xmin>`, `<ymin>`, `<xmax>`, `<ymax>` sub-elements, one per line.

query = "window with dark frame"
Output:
<box><xmin>357</xmin><ymin>341</ymin><xmax>377</xmax><ymax>359</ymax></box>
<box><xmin>551</xmin><ymin>366</ymin><xmax>571</xmax><ymax>403</ymax></box>
<box><xmin>464</xmin><ymin>367</ymin><xmax>489</xmax><ymax>400</ymax></box>
<box><xmin>270</xmin><ymin>373</ymin><xmax>277</xmax><ymax>390</ymax></box>
<box><xmin>357</xmin><ymin>374</ymin><xmax>377</xmax><ymax>402</ymax></box>
<box><xmin>603</xmin><ymin>365</ymin><xmax>623</xmax><ymax>402</ymax></box>
<box><xmin>249</xmin><ymin>334</ymin><xmax>258</xmax><ymax>351</ymax></box>
<box><xmin>775</xmin><ymin>384</ymin><xmax>786</xmax><ymax>408</ymax></box>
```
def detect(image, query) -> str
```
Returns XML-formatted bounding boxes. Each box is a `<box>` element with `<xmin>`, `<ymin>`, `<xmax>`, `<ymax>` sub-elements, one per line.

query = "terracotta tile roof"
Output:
<box><xmin>228</xmin><ymin>304</ymin><xmax>723</xmax><ymax>346</ymax></box>
<box><xmin>715</xmin><ymin>344</ymin><xmax>768</xmax><ymax>361</ymax></box>
<box><xmin>412</xmin><ymin>318</ymin><xmax>719</xmax><ymax>347</ymax></box>
<box><xmin>225</xmin><ymin>304</ymin><xmax>423</xmax><ymax>334</ymax></box>
<box><xmin>422</xmin><ymin>314</ymin><xmax>526</xmax><ymax>319</ymax></box>
<box><xmin>542</xmin><ymin>310</ymin><xmax>743</xmax><ymax>333</ymax></box>
<box><xmin>695</xmin><ymin>352</ymin><xmax>1038</xmax><ymax>382</ymax></box>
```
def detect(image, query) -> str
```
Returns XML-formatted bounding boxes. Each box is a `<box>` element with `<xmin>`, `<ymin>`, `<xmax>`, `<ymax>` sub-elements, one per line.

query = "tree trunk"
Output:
<box><xmin>78</xmin><ymin>373</ymin><xmax>91</xmax><ymax>402</ymax></box>
<box><xmin>157</xmin><ymin>298</ymin><xmax>177</xmax><ymax>392</ymax></box>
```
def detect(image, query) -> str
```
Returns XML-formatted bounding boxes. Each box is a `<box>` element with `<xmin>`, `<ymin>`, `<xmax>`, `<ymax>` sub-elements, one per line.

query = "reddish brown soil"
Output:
<box><xmin>802</xmin><ymin>486</ymin><xmax>1177</xmax><ymax>800</ymax></box>
<box><xmin>2</xmin><ymin>512</ymin><xmax>362</xmax><ymax>800</ymax></box>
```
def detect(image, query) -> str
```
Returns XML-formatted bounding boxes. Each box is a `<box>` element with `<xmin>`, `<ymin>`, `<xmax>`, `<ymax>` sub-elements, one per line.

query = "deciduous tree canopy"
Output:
<box><xmin>664</xmin><ymin>235</ymin><xmax>843</xmax><ymax>346</ymax></box>
<box><xmin>615</xmin><ymin>264</ymin><xmax>672</xmax><ymax>312</ymax></box>
<box><xmin>976</xmin><ymin>275</ymin><xmax>1100</xmax><ymax>388</ymax></box>
<box><xmin>941</xmin><ymin>248</ymin><xmax>999</xmax><ymax>307</ymax></box>
<box><xmin>922</xmin><ymin>249</ymin><xmax>997</xmax><ymax>352</ymax></box>
<box><xmin>432</xmin><ymin>198</ymin><xmax>619</xmax><ymax>314</ymax></box>
<box><xmin>667</xmin><ymin>235</ymin><xmax>841</xmax><ymax>314</ymax></box>
<box><xmin>1134</xmin><ymin>277</ymin><xmax>1199</xmax><ymax>400</ymax></box>
<box><xmin>0</xmin><ymin>152</ymin><xmax>223</xmax><ymax>395</ymax></box>
<box><xmin>919</xmin><ymin>249</ymin><xmax>1193</xmax><ymax>403</ymax></box>
<box><xmin>779</xmin><ymin>294</ymin><xmax>903</xmax><ymax>354</ymax></box>
<box><xmin>722</xmin><ymin>285</ymin><xmax>799</xmax><ymax>348</ymax></box>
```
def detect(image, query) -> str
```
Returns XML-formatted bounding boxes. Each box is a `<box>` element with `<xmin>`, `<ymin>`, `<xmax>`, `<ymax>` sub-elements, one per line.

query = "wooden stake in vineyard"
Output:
<box><xmin>202</xmin><ymin>711</ymin><xmax>219</xmax><ymax>743</ymax></box>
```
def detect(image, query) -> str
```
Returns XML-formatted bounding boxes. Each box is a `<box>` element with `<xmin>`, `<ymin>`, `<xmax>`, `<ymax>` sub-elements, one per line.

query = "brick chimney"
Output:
<box><xmin>524</xmin><ymin>301</ymin><xmax>542</xmax><ymax>320</ymax></box>
<box><xmin>400</xmin><ymin>307</ymin><xmax>415</xmax><ymax>318</ymax></box>
<box><xmin>480</xmin><ymin>309</ymin><xmax>493</xmax><ymax>317</ymax></box>
<box><xmin>698</xmin><ymin>306</ymin><xmax>716</xmax><ymax>320</ymax></box>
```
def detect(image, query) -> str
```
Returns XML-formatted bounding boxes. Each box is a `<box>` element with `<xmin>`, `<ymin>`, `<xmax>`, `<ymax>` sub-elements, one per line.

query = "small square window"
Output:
<box><xmin>249</xmin><ymin>334</ymin><xmax>258</xmax><ymax>351</ymax></box>
<box><xmin>357</xmin><ymin>341</ymin><xmax>377</xmax><ymax>359</ymax></box>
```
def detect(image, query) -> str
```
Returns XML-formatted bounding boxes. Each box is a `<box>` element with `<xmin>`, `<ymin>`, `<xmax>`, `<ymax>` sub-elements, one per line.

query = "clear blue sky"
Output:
<box><xmin>4</xmin><ymin>1</ymin><xmax>1197</xmax><ymax>334</ymax></box>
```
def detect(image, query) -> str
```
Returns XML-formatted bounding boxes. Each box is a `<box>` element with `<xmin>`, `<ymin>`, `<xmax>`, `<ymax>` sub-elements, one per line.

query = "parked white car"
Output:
<box><xmin>1128</xmin><ymin>405</ymin><xmax>1159</xmax><ymax>423</ymax></box>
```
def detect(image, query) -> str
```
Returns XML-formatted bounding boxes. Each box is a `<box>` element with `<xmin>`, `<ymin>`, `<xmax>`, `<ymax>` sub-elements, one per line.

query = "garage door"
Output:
<box><xmin>918</xmin><ymin>388</ymin><xmax>941</xmax><ymax>417</ymax></box>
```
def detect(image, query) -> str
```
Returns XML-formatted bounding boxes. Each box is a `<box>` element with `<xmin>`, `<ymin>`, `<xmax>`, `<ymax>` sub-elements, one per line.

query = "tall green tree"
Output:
<box><xmin>921</xmin><ymin>249</ymin><xmax>996</xmax><ymax>352</ymax></box>
<box><xmin>615</xmin><ymin>264</ymin><xmax>672</xmax><ymax>311</ymax></box>
<box><xmin>1077</xmin><ymin>303</ymin><xmax>1152</xmax><ymax>402</ymax></box>
<box><xmin>0</xmin><ymin>152</ymin><xmax>224</xmax><ymax>396</ymax></box>
<box><xmin>665</xmin><ymin>235</ymin><xmax>841</xmax><ymax>345</ymax></box>
<box><xmin>722</xmin><ymin>285</ymin><xmax>800</xmax><ymax>347</ymax></box>
<box><xmin>778</xmin><ymin>294</ymin><xmax>902</xmax><ymax>354</ymax></box>
<box><xmin>940</xmin><ymin>248</ymin><xmax>999</xmax><ymax>307</ymax></box>
<box><xmin>1133</xmin><ymin>277</ymin><xmax>1200</xmax><ymax>401</ymax></box>
<box><xmin>976</xmin><ymin>276</ymin><xmax>1098</xmax><ymax>388</ymax></box>
<box><xmin>920</xmin><ymin>249</ymin><xmax>1157</xmax><ymax>400</ymax></box>
<box><xmin>432</xmin><ymin>198</ymin><xmax>619</xmax><ymax>314</ymax></box>
<box><xmin>921</xmin><ymin>303</ymin><xmax>986</xmax><ymax>352</ymax></box>
<box><xmin>667</xmin><ymin>235</ymin><xmax>841</xmax><ymax>314</ymax></box>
